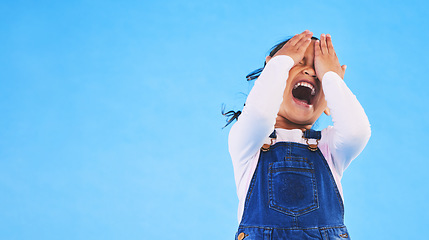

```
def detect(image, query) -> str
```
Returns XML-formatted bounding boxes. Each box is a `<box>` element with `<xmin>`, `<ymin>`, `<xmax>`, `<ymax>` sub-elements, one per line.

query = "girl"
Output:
<box><xmin>227</xmin><ymin>30</ymin><xmax>371</xmax><ymax>239</ymax></box>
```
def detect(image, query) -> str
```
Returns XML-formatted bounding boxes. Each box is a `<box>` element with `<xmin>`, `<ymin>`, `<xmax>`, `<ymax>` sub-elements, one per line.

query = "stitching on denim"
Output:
<box><xmin>282</xmin><ymin>159</ymin><xmax>310</xmax><ymax>163</ymax></box>
<box><xmin>281</xmin><ymin>157</ymin><xmax>313</xmax><ymax>169</ymax></box>
<box><xmin>283</xmin><ymin>156</ymin><xmax>313</xmax><ymax>165</ymax></box>
<box><xmin>241</xmin><ymin>151</ymin><xmax>264</xmax><ymax>222</ymax></box>
<box><xmin>271</xmin><ymin>168</ymin><xmax>313</xmax><ymax>173</ymax></box>
<box><xmin>293</xmin><ymin>216</ymin><xmax>298</xmax><ymax>228</ymax></box>
<box><xmin>323</xmin><ymin>230</ymin><xmax>329</xmax><ymax>239</ymax></box>
<box><xmin>284</xmin><ymin>156</ymin><xmax>308</xmax><ymax>161</ymax></box>
<box><xmin>264</xmin><ymin>228</ymin><xmax>272</xmax><ymax>240</ymax></box>
<box><xmin>268</xmin><ymin>162</ymin><xmax>319</xmax><ymax>216</ymax></box>
<box><xmin>315</xmin><ymin>149</ymin><xmax>345</xmax><ymax>218</ymax></box>
<box><xmin>238</xmin><ymin>226</ymin><xmax>273</xmax><ymax>230</ymax></box>
<box><xmin>269</xmin><ymin>142</ymin><xmax>313</xmax><ymax>151</ymax></box>
<box><xmin>238</xmin><ymin>225</ymin><xmax>347</xmax><ymax>231</ymax></box>
<box><xmin>241</xmin><ymin>142</ymin><xmax>346</xmax><ymax>228</ymax></box>
<box><xmin>269</xmin><ymin>180</ymin><xmax>318</xmax><ymax>214</ymax></box>
<box><xmin>319</xmin><ymin>226</ymin><xmax>350</xmax><ymax>240</ymax></box>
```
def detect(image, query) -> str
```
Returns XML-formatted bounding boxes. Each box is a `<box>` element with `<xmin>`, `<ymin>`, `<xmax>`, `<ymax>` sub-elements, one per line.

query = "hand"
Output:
<box><xmin>314</xmin><ymin>34</ymin><xmax>347</xmax><ymax>80</ymax></box>
<box><xmin>272</xmin><ymin>30</ymin><xmax>313</xmax><ymax>66</ymax></box>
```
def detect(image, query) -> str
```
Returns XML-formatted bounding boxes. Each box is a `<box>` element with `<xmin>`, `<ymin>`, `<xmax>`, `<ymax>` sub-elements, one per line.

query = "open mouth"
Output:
<box><xmin>292</xmin><ymin>81</ymin><xmax>316</xmax><ymax>106</ymax></box>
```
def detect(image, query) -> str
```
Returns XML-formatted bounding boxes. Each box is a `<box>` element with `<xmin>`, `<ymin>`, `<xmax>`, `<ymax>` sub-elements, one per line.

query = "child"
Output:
<box><xmin>227</xmin><ymin>30</ymin><xmax>371</xmax><ymax>239</ymax></box>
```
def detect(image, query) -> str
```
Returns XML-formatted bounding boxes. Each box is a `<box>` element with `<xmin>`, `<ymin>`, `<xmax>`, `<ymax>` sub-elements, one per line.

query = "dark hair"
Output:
<box><xmin>246</xmin><ymin>36</ymin><xmax>320</xmax><ymax>81</ymax></box>
<box><xmin>222</xmin><ymin>36</ymin><xmax>319</xmax><ymax>128</ymax></box>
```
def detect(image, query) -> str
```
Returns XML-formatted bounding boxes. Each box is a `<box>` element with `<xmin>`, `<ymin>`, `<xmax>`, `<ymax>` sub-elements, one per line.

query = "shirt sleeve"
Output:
<box><xmin>321</xmin><ymin>71</ymin><xmax>371</xmax><ymax>176</ymax></box>
<box><xmin>228</xmin><ymin>55</ymin><xmax>294</xmax><ymax>189</ymax></box>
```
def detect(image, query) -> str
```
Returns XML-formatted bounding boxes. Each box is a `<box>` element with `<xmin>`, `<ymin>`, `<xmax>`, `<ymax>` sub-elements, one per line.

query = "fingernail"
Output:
<box><xmin>327</xmin><ymin>34</ymin><xmax>331</xmax><ymax>37</ymax></box>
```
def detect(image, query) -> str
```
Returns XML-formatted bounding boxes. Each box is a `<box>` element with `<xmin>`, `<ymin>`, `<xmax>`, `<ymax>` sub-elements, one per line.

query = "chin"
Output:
<box><xmin>289</xmin><ymin>116</ymin><xmax>317</xmax><ymax>126</ymax></box>
<box><xmin>281</xmin><ymin>105</ymin><xmax>323</xmax><ymax>127</ymax></box>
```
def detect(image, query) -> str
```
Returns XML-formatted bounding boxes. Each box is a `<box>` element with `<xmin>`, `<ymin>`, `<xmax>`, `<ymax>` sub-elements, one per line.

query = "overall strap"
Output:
<box><xmin>269</xmin><ymin>130</ymin><xmax>277</xmax><ymax>139</ymax></box>
<box><xmin>261</xmin><ymin>130</ymin><xmax>277</xmax><ymax>152</ymax></box>
<box><xmin>302</xmin><ymin>129</ymin><xmax>321</xmax><ymax>151</ymax></box>
<box><xmin>261</xmin><ymin>129</ymin><xmax>322</xmax><ymax>152</ymax></box>
<box><xmin>303</xmin><ymin>129</ymin><xmax>321</xmax><ymax>140</ymax></box>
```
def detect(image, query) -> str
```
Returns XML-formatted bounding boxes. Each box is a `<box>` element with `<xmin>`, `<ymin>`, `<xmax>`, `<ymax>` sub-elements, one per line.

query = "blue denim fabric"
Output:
<box><xmin>236</xmin><ymin>130</ymin><xmax>351</xmax><ymax>240</ymax></box>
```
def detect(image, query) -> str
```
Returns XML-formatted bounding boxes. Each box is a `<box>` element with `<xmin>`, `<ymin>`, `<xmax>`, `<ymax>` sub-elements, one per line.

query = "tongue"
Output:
<box><xmin>292</xmin><ymin>86</ymin><xmax>312</xmax><ymax>104</ymax></box>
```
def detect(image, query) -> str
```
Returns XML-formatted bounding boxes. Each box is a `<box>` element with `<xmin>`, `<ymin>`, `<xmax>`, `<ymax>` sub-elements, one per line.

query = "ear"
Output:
<box><xmin>324</xmin><ymin>107</ymin><xmax>331</xmax><ymax>116</ymax></box>
<box><xmin>265</xmin><ymin>56</ymin><xmax>272</xmax><ymax>64</ymax></box>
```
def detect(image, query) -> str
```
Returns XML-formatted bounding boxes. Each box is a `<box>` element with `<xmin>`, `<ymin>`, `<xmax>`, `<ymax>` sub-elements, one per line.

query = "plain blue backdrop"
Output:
<box><xmin>1</xmin><ymin>0</ymin><xmax>428</xmax><ymax>239</ymax></box>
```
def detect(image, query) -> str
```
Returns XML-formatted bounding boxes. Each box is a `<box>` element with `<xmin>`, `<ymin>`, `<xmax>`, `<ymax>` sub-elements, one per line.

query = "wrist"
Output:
<box><xmin>270</xmin><ymin>55</ymin><xmax>295</xmax><ymax>69</ymax></box>
<box><xmin>322</xmin><ymin>71</ymin><xmax>342</xmax><ymax>81</ymax></box>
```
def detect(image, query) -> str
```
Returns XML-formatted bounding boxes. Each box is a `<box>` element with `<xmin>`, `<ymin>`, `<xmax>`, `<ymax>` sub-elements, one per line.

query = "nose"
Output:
<box><xmin>303</xmin><ymin>69</ymin><xmax>317</xmax><ymax>78</ymax></box>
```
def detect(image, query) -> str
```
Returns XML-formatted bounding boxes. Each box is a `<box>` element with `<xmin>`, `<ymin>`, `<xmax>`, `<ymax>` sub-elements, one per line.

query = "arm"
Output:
<box><xmin>229</xmin><ymin>55</ymin><xmax>294</xmax><ymax>165</ymax></box>
<box><xmin>316</xmin><ymin>34</ymin><xmax>371</xmax><ymax>174</ymax></box>
<box><xmin>322</xmin><ymin>72</ymin><xmax>371</xmax><ymax>173</ymax></box>
<box><xmin>229</xmin><ymin>30</ymin><xmax>313</xmax><ymax>188</ymax></box>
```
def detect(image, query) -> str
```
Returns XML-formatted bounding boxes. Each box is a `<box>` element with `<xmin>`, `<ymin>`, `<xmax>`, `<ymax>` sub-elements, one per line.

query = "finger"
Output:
<box><xmin>287</xmin><ymin>34</ymin><xmax>301</xmax><ymax>46</ymax></box>
<box><xmin>324</xmin><ymin>107</ymin><xmax>331</xmax><ymax>116</ymax></box>
<box><xmin>326</xmin><ymin>34</ymin><xmax>335</xmax><ymax>55</ymax></box>
<box><xmin>341</xmin><ymin>65</ymin><xmax>347</xmax><ymax>78</ymax></box>
<box><xmin>296</xmin><ymin>30</ymin><xmax>313</xmax><ymax>48</ymax></box>
<box><xmin>297</xmin><ymin>37</ymin><xmax>312</xmax><ymax>51</ymax></box>
<box><xmin>320</xmin><ymin>34</ymin><xmax>327</xmax><ymax>54</ymax></box>
<box><xmin>314</xmin><ymin>40</ymin><xmax>321</xmax><ymax>56</ymax></box>
<box><xmin>289</xmin><ymin>30</ymin><xmax>311</xmax><ymax>46</ymax></box>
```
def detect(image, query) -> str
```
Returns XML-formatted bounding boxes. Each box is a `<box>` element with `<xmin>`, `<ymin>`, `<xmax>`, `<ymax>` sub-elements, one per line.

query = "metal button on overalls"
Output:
<box><xmin>237</xmin><ymin>232</ymin><xmax>247</xmax><ymax>240</ymax></box>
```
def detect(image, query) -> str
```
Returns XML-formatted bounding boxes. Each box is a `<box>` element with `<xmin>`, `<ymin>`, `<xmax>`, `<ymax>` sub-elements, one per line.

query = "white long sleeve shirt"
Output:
<box><xmin>228</xmin><ymin>55</ymin><xmax>371</xmax><ymax>223</ymax></box>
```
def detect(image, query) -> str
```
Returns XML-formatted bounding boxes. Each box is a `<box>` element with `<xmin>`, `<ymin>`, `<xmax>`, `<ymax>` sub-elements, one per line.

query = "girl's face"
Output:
<box><xmin>270</xmin><ymin>40</ymin><xmax>328</xmax><ymax>128</ymax></box>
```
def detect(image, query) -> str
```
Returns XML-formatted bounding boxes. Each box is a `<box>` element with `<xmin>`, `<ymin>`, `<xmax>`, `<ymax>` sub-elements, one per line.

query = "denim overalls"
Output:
<box><xmin>235</xmin><ymin>130</ymin><xmax>351</xmax><ymax>240</ymax></box>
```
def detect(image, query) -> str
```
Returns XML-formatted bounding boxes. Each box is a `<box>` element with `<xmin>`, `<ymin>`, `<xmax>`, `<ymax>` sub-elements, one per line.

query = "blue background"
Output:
<box><xmin>1</xmin><ymin>0</ymin><xmax>428</xmax><ymax>239</ymax></box>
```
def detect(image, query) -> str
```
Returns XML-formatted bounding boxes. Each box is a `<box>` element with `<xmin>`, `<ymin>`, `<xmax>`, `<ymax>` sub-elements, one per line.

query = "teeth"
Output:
<box><xmin>294</xmin><ymin>82</ymin><xmax>316</xmax><ymax>95</ymax></box>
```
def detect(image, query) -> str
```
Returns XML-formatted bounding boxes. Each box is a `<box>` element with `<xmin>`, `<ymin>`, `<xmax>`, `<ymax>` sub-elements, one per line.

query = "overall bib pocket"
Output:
<box><xmin>268</xmin><ymin>157</ymin><xmax>319</xmax><ymax>216</ymax></box>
